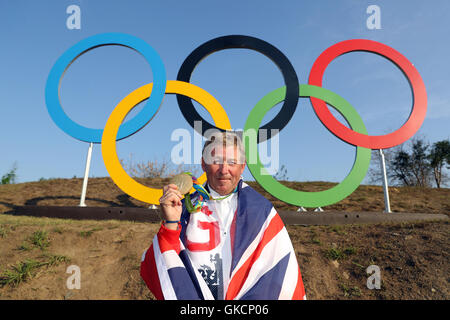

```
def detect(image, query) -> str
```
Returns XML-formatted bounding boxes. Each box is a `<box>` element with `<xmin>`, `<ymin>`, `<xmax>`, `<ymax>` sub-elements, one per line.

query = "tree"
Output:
<box><xmin>409</xmin><ymin>138</ymin><xmax>432</xmax><ymax>187</ymax></box>
<box><xmin>366</xmin><ymin>149</ymin><xmax>398</xmax><ymax>186</ymax></box>
<box><xmin>120</xmin><ymin>153</ymin><xmax>202</xmax><ymax>179</ymax></box>
<box><xmin>391</xmin><ymin>149</ymin><xmax>415</xmax><ymax>186</ymax></box>
<box><xmin>1</xmin><ymin>163</ymin><xmax>17</xmax><ymax>185</ymax></box>
<box><xmin>367</xmin><ymin>137</ymin><xmax>450</xmax><ymax>188</ymax></box>
<box><xmin>386</xmin><ymin>138</ymin><xmax>433</xmax><ymax>187</ymax></box>
<box><xmin>428</xmin><ymin>139</ymin><xmax>450</xmax><ymax>188</ymax></box>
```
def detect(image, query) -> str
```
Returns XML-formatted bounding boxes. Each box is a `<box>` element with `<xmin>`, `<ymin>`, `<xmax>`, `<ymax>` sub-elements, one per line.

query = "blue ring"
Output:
<box><xmin>45</xmin><ymin>33</ymin><xmax>166</xmax><ymax>143</ymax></box>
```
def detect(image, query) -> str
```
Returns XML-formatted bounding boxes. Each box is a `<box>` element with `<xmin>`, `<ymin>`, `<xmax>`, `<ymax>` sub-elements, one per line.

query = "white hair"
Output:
<box><xmin>202</xmin><ymin>130</ymin><xmax>245</xmax><ymax>164</ymax></box>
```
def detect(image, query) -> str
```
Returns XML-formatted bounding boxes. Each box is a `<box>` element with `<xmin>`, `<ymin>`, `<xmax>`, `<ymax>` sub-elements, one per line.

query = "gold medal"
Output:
<box><xmin>169</xmin><ymin>173</ymin><xmax>193</xmax><ymax>195</ymax></box>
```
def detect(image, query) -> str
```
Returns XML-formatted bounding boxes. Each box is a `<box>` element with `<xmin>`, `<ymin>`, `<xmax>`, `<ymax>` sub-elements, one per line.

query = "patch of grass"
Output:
<box><xmin>0</xmin><ymin>214</ymin><xmax>137</xmax><ymax>229</ymax></box>
<box><xmin>15</xmin><ymin>231</ymin><xmax>51</xmax><ymax>251</ymax></box>
<box><xmin>79</xmin><ymin>230</ymin><xmax>93</xmax><ymax>238</ymax></box>
<box><xmin>309</xmin><ymin>229</ymin><xmax>322</xmax><ymax>245</ymax></box>
<box><xmin>51</xmin><ymin>227</ymin><xmax>64</xmax><ymax>234</ymax></box>
<box><xmin>325</xmin><ymin>246</ymin><xmax>357</xmax><ymax>260</ymax></box>
<box><xmin>40</xmin><ymin>253</ymin><xmax>71</xmax><ymax>267</ymax></box>
<box><xmin>0</xmin><ymin>254</ymin><xmax>71</xmax><ymax>287</ymax></box>
<box><xmin>79</xmin><ymin>227</ymin><xmax>103</xmax><ymax>238</ymax></box>
<box><xmin>16</xmin><ymin>242</ymin><xmax>31</xmax><ymax>251</ymax></box>
<box><xmin>28</xmin><ymin>230</ymin><xmax>50</xmax><ymax>250</ymax></box>
<box><xmin>0</xmin><ymin>259</ymin><xmax>42</xmax><ymax>287</ymax></box>
<box><xmin>325</xmin><ymin>248</ymin><xmax>345</xmax><ymax>260</ymax></box>
<box><xmin>330</xmin><ymin>225</ymin><xmax>348</xmax><ymax>235</ymax></box>
<box><xmin>351</xmin><ymin>261</ymin><xmax>365</xmax><ymax>270</ymax></box>
<box><xmin>339</xmin><ymin>283</ymin><xmax>362</xmax><ymax>298</ymax></box>
<box><xmin>343</xmin><ymin>246</ymin><xmax>357</xmax><ymax>255</ymax></box>
<box><xmin>0</xmin><ymin>226</ymin><xmax>7</xmax><ymax>238</ymax></box>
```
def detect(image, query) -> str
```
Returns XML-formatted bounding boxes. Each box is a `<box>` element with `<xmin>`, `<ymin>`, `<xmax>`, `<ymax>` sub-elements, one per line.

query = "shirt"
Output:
<box><xmin>184</xmin><ymin>184</ymin><xmax>237</xmax><ymax>299</ymax></box>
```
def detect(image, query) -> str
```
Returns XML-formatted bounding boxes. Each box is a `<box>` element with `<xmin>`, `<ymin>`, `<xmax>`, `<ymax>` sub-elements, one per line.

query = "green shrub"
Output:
<box><xmin>1</xmin><ymin>163</ymin><xmax>17</xmax><ymax>185</ymax></box>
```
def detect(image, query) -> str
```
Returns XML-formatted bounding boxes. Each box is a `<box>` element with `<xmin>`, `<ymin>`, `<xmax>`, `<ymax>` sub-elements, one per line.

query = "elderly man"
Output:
<box><xmin>140</xmin><ymin>131</ymin><xmax>306</xmax><ymax>300</ymax></box>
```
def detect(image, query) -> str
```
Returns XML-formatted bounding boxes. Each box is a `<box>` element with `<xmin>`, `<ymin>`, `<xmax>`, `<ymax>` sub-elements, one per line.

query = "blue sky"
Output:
<box><xmin>0</xmin><ymin>0</ymin><xmax>449</xmax><ymax>186</ymax></box>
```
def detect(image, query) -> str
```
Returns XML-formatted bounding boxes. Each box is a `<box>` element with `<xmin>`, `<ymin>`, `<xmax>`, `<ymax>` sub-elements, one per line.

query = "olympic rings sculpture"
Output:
<box><xmin>45</xmin><ymin>33</ymin><xmax>427</xmax><ymax>207</ymax></box>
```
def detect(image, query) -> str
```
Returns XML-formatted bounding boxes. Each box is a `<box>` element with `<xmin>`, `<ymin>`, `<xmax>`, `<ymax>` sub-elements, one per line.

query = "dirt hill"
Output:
<box><xmin>0</xmin><ymin>178</ymin><xmax>449</xmax><ymax>300</ymax></box>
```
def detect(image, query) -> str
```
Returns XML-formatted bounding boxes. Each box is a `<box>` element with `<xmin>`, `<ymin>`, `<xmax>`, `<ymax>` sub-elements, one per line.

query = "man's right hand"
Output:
<box><xmin>159</xmin><ymin>184</ymin><xmax>183</xmax><ymax>230</ymax></box>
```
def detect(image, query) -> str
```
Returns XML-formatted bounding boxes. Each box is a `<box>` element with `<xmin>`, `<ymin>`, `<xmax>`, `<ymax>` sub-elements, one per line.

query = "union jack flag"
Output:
<box><xmin>140</xmin><ymin>180</ymin><xmax>306</xmax><ymax>300</ymax></box>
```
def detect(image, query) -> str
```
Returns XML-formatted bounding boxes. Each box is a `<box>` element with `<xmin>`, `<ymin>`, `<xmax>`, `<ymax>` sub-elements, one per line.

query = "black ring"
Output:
<box><xmin>176</xmin><ymin>35</ymin><xmax>299</xmax><ymax>142</ymax></box>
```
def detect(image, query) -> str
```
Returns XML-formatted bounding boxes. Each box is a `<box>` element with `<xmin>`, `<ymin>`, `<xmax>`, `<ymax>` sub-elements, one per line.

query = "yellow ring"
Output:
<box><xmin>101</xmin><ymin>80</ymin><xmax>232</xmax><ymax>204</ymax></box>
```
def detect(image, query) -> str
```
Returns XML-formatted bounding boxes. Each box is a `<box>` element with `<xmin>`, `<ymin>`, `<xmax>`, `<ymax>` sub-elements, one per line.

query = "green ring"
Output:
<box><xmin>244</xmin><ymin>84</ymin><xmax>371</xmax><ymax>208</ymax></box>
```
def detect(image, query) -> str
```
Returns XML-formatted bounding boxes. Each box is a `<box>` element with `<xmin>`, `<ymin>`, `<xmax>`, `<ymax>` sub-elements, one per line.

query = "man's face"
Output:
<box><xmin>201</xmin><ymin>145</ymin><xmax>246</xmax><ymax>196</ymax></box>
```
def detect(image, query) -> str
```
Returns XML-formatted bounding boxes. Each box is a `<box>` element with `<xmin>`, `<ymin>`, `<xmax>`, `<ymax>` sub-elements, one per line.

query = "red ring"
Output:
<box><xmin>308</xmin><ymin>39</ymin><xmax>427</xmax><ymax>149</ymax></box>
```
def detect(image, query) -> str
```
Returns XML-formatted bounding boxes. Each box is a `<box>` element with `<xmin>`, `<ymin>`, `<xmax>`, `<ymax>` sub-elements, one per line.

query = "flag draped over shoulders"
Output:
<box><xmin>140</xmin><ymin>180</ymin><xmax>306</xmax><ymax>300</ymax></box>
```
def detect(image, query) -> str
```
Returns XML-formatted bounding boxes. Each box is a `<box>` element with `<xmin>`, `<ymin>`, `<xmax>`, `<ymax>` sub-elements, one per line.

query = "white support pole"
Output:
<box><xmin>79</xmin><ymin>142</ymin><xmax>94</xmax><ymax>207</ymax></box>
<box><xmin>379</xmin><ymin>149</ymin><xmax>391</xmax><ymax>213</ymax></box>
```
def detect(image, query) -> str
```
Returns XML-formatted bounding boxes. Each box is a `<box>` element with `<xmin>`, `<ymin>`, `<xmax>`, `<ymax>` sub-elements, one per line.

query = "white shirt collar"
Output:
<box><xmin>207</xmin><ymin>184</ymin><xmax>238</xmax><ymax>199</ymax></box>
